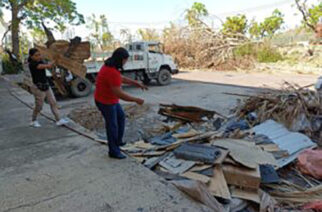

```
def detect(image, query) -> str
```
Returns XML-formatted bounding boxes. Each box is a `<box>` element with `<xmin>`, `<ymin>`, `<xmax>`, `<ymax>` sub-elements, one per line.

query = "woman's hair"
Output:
<box><xmin>28</xmin><ymin>48</ymin><xmax>39</xmax><ymax>62</ymax></box>
<box><xmin>104</xmin><ymin>47</ymin><xmax>129</xmax><ymax>70</ymax></box>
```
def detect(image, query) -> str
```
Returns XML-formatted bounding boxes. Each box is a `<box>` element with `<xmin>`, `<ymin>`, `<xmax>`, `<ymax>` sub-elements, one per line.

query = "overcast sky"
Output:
<box><xmin>0</xmin><ymin>0</ymin><xmax>320</xmax><ymax>40</ymax></box>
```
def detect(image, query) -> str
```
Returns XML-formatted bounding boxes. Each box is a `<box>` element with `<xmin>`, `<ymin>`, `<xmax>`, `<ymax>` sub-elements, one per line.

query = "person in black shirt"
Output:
<box><xmin>28</xmin><ymin>48</ymin><xmax>69</xmax><ymax>127</ymax></box>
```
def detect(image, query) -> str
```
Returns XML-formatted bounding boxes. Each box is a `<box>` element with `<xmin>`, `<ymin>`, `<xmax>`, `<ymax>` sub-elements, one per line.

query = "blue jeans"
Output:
<box><xmin>95</xmin><ymin>101</ymin><xmax>125</xmax><ymax>154</ymax></box>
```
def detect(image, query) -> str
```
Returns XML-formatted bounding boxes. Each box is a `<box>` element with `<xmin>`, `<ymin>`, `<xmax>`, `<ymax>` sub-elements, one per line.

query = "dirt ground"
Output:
<box><xmin>62</xmin><ymin>71</ymin><xmax>320</xmax><ymax>143</ymax></box>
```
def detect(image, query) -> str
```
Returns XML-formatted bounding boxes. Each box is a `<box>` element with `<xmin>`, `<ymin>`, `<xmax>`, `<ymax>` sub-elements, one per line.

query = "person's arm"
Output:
<box><xmin>36</xmin><ymin>62</ymin><xmax>54</xmax><ymax>70</ymax></box>
<box><xmin>122</xmin><ymin>76</ymin><xmax>148</xmax><ymax>90</ymax></box>
<box><xmin>111</xmin><ymin>86</ymin><xmax>144</xmax><ymax>105</ymax></box>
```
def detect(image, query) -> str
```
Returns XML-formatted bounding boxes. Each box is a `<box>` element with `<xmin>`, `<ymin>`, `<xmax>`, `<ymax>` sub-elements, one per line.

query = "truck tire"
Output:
<box><xmin>70</xmin><ymin>77</ymin><xmax>92</xmax><ymax>97</ymax></box>
<box><xmin>157</xmin><ymin>68</ymin><xmax>171</xmax><ymax>85</ymax></box>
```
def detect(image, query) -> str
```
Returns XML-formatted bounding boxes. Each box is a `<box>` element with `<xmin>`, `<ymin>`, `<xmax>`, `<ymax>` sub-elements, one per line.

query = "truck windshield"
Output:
<box><xmin>148</xmin><ymin>44</ymin><xmax>162</xmax><ymax>53</ymax></box>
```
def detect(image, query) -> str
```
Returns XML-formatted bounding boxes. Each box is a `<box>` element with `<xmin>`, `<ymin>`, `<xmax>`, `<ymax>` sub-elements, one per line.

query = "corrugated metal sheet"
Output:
<box><xmin>252</xmin><ymin>120</ymin><xmax>317</xmax><ymax>168</ymax></box>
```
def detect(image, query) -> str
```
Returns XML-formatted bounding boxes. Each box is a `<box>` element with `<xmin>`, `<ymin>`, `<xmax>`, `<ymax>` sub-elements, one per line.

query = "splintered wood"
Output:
<box><xmin>208</xmin><ymin>165</ymin><xmax>231</xmax><ymax>200</ymax></box>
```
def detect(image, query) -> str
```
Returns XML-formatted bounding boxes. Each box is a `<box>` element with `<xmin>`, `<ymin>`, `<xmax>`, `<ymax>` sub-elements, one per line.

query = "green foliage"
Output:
<box><xmin>307</xmin><ymin>3</ymin><xmax>322</xmax><ymax>27</ymax></box>
<box><xmin>24</xmin><ymin>0</ymin><xmax>84</xmax><ymax>32</ymax></box>
<box><xmin>256</xmin><ymin>45</ymin><xmax>283</xmax><ymax>62</ymax></box>
<box><xmin>1</xmin><ymin>54</ymin><xmax>20</xmax><ymax>75</ymax></box>
<box><xmin>261</xmin><ymin>9</ymin><xmax>284</xmax><ymax>37</ymax></box>
<box><xmin>0</xmin><ymin>0</ymin><xmax>84</xmax><ymax>32</ymax></box>
<box><xmin>249</xmin><ymin>20</ymin><xmax>261</xmax><ymax>39</ymax></box>
<box><xmin>233</xmin><ymin>42</ymin><xmax>283</xmax><ymax>63</ymax></box>
<box><xmin>86</xmin><ymin>14</ymin><xmax>114</xmax><ymax>50</ymax></box>
<box><xmin>222</xmin><ymin>14</ymin><xmax>247</xmax><ymax>35</ymax></box>
<box><xmin>1</xmin><ymin>0</ymin><xmax>84</xmax><ymax>57</ymax></box>
<box><xmin>0</xmin><ymin>8</ymin><xmax>4</xmax><ymax>26</ymax></box>
<box><xmin>249</xmin><ymin>9</ymin><xmax>284</xmax><ymax>38</ymax></box>
<box><xmin>30</xmin><ymin>28</ymin><xmax>47</xmax><ymax>43</ymax></box>
<box><xmin>19</xmin><ymin>34</ymin><xmax>31</xmax><ymax>56</ymax></box>
<box><xmin>234</xmin><ymin>43</ymin><xmax>256</xmax><ymax>57</ymax></box>
<box><xmin>137</xmin><ymin>28</ymin><xmax>160</xmax><ymax>41</ymax></box>
<box><xmin>295</xmin><ymin>0</ymin><xmax>322</xmax><ymax>31</ymax></box>
<box><xmin>185</xmin><ymin>2</ymin><xmax>208</xmax><ymax>27</ymax></box>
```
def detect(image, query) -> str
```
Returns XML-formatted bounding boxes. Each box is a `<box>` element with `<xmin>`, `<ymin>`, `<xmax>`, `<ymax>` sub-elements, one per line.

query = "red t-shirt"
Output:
<box><xmin>94</xmin><ymin>65</ymin><xmax>122</xmax><ymax>104</ymax></box>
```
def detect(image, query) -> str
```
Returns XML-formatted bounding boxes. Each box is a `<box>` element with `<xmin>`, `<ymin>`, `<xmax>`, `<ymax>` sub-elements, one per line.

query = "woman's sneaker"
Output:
<box><xmin>56</xmin><ymin>118</ymin><xmax>69</xmax><ymax>126</ymax></box>
<box><xmin>30</xmin><ymin>120</ymin><xmax>41</xmax><ymax>128</ymax></box>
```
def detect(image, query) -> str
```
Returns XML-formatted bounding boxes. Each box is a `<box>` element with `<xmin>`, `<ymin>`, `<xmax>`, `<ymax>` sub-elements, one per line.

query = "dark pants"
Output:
<box><xmin>95</xmin><ymin>101</ymin><xmax>125</xmax><ymax>154</ymax></box>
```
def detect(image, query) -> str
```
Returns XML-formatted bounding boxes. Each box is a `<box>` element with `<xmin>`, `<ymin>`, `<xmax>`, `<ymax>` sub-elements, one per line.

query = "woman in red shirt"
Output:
<box><xmin>95</xmin><ymin>47</ymin><xmax>147</xmax><ymax>159</ymax></box>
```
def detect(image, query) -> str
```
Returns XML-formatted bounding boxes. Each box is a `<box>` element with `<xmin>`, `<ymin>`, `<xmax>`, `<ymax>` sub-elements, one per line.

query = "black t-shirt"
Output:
<box><xmin>29</xmin><ymin>60</ymin><xmax>48</xmax><ymax>84</ymax></box>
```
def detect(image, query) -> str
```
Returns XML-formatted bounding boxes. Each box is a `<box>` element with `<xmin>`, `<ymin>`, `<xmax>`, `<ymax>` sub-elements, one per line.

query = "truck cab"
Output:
<box><xmin>123</xmin><ymin>41</ymin><xmax>178</xmax><ymax>85</ymax></box>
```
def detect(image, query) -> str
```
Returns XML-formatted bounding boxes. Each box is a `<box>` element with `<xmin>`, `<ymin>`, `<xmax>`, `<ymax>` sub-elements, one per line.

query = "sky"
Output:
<box><xmin>73</xmin><ymin>0</ymin><xmax>320</xmax><ymax>39</ymax></box>
<box><xmin>0</xmin><ymin>0</ymin><xmax>321</xmax><ymax>41</ymax></box>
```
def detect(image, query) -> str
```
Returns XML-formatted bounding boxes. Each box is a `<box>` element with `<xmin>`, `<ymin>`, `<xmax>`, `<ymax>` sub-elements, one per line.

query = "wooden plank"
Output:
<box><xmin>133</xmin><ymin>140</ymin><xmax>156</xmax><ymax>150</ymax></box>
<box><xmin>172</xmin><ymin>129</ymin><xmax>199</xmax><ymax>139</ymax></box>
<box><xmin>213</xmin><ymin>139</ymin><xmax>277</xmax><ymax>169</ymax></box>
<box><xmin>258</xmin><ymin>144</ymin><xmax>280</xmax><ymax>152</ymax></box>
<box><xmin>222</xmin><ymin>164</ymin><xmax>260</xmax><ymax>190</ymax></box>
<box><xmin>36</xmin><ymin>44</ymin><xmax>87</xmax><ymax>78</ymax></box>
<box><xmin>231</xmin><ymin>187</ymin><xmax>260</xmax><ymax>203</ymax></box>
<box><xmin>131</xmin><ymin>151</ymin><xmax>166</xmax><ymax>157</ymax></box>
<box><xmin>133</xmin><ymin>157</ymin><xmax>146</xmax><ymax>163</ymax></box>
<box><xmin>143</xmin><ymin>153</ymin><xmax>170</xmax><ymax>169</ymax></box>
<box><xmin>190</xmin><ymin>164</ymin><xmax>212</xmax><ymax>172</ymax></box>
<box><xmin>208</xmin><ymin>165</ymin><xmax>231</xmax><ymax>200</ymax></box>
<box><xmin>181</xmin><ymin>171</ymin><xmax>211</xmax><ymax>184</ymax></box>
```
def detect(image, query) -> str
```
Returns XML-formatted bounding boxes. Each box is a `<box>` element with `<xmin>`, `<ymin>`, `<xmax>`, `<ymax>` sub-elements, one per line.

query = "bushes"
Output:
<box><xmin>256</xmin><ymin>45</ymin><xmax>283</xmax><ymax>62</ymax></box>
<box><xmin>233</xmin><ymin>42</ymin><xmax>283</xmax><ymax>63</ymax></box>
<box><xmin>1</xmin><ymin>53</ymin><xmax>23</xmax><ymax>75</ymax></box>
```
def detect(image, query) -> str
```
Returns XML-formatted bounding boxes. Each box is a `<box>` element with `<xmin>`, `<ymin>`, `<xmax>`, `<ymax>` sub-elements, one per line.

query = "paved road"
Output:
<box><xmin>0</xmin><ymin>78</ymin><xmax>208</xmax><ymax>212</ymax></box>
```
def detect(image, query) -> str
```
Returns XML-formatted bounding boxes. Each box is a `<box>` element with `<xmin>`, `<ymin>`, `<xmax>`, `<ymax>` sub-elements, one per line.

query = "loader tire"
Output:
<box><xmin>157</xmin><ymin>68</ymin><xmax>171</xmax><ymax>86</ymax></box>
<box><xmin>142</xmin><ymin>74</ymin><xmax>151</xmax><ymax>85</ymax></box>
<box><xmin>70</xmin><ymin>77</ymin><xmax>92</xmax><ymax>97</ymax></box>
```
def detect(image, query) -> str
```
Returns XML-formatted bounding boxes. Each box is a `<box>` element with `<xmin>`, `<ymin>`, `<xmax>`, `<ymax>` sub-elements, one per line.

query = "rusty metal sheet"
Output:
<box><xmin>158</xmin><ymin>104</ymin><xmax>216</xmax><ymax>122</ymax></box>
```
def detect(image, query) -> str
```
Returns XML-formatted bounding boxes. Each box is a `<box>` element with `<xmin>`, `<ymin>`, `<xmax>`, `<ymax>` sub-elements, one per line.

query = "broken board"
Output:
<box><xmin>181</xmin><ymin>171</ymin><xmax>211</xmax><ymax>184</ymax></box>
<box><xmin>159</xmin><ymin>154</ymin><xmax>195</xmax><ymax>174</ymax></box>
<box><xmin>230</xmin><ymin>187</ymin><xmax>260</xmax><ymax>203</ymax></box>
<box><xmin>222</xmin><ymin>163</ymin><xmax>261</xmax><ymax>190</ymax></box>
<box><xmin>212</xmin><ymin>139</ymin><xmax>277</xmax><ymax>169</ymax></box>
<box><xmin>208</xmin><ymin>165</ymin><xmax>231</xmax><ymax>200</ymax></box>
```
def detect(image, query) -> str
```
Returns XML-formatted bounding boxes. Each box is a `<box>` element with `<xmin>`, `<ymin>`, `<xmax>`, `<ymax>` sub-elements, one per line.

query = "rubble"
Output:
<box><xmin>68</xmin><ymin>99</ymin><xmax>321</xmax><ymax>211</ymax></box>
<box><xmin>118</xmin><ymin>102</ymin><xmax>322</xmax><ymax>211</ymax></box>
<box><xmin>230</xmin><ymin>82</ymin><xmax>322</xmax><ymax>143</ymax></box>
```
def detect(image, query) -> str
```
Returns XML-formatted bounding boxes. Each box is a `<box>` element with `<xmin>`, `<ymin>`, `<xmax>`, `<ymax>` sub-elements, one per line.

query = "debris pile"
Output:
<box><xmin>68</xmin><ymin>106</ymin><xmax>104</xmax><ymax>131</ymax></box>
<box><xmin>120</xmin><ymin>103</ymin><xmax>322</xmax><ymax>211</ymax></box>
<box><xmin>232</xmin><ymin>82</ymin><xmax>322</xmax><ymax>143</ymax></box>
<box><xmin>163</xmin><ymin>25</ymin><xmax>255</xmax><ymax>70</ymax></box>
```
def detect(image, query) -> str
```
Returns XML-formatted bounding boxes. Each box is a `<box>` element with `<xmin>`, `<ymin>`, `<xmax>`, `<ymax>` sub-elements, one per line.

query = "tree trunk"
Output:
<box><xmin>11</xmin><ymin>5</ymin><xmax>20</xmax><ymax>58</ymax></box>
